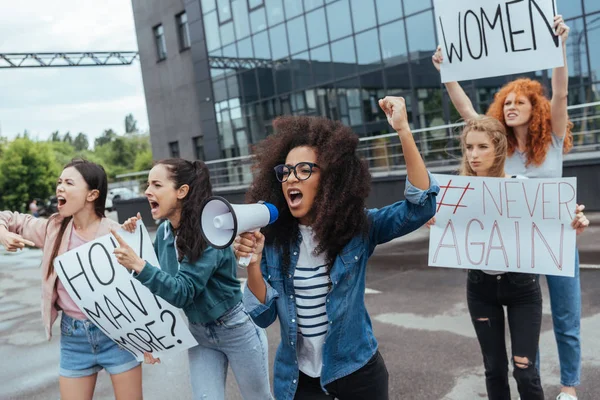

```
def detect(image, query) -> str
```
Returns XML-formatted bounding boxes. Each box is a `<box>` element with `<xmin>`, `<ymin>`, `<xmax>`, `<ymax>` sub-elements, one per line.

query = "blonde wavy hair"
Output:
<box><xmin>459</xmin><ymin>116</ymin><xmax>508</xmax><ymax>177</ymax></box>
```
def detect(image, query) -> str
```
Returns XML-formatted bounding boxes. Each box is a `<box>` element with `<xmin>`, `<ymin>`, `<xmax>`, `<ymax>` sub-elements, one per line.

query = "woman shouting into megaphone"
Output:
<box><xmin>234</xmin><ymin>99</ymin><xmax>440</xmax><ymax>400</ymax></box>
<box><xmin>115</xmin><ymin>158</ymin><xmax>273</xmax><ymax>400</ymax></box>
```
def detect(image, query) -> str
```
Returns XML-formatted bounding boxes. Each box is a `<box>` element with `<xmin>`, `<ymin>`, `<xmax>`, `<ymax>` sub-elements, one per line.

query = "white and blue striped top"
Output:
<box><xmin>295</xmin><ymin>225</ymin><xmax>330</xmax><ymax>378</ymax></box>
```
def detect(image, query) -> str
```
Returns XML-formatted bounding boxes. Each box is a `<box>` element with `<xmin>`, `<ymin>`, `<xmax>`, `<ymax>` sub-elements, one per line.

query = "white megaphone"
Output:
<box><xmin>200</xmin><ymin>196</ymin><xmax>279</xmax><ymax>268</ymax></box>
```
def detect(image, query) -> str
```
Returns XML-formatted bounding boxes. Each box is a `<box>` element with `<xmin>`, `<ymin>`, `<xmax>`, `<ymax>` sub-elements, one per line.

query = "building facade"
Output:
<box><xmin>133</xmin><ymin>0</ymin><xmax>600</xmax><ymax>167</ymax></box>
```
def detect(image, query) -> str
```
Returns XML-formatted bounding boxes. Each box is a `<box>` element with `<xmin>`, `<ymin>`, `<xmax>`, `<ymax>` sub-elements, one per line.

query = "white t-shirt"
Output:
<box><xmin>294</xmin><ymin>225</ymin><xmax>330</xmax><ymax>378</ymax></box>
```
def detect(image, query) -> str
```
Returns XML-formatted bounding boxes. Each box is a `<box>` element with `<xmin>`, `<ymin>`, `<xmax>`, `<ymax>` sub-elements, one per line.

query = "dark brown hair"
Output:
<box><xmin>155</xmin><ymin>158</ymin><xmax>213</xmax><ymax>263</ymax></box>
<box><xmin>48</xmin><ymin>159</ymin><xmax>108</xmax><ymax>278</ymax></box>
<box><xmin>246</xmin><ymin>116</ymin><xmax>371</xmax><ymax>274</ymax></box>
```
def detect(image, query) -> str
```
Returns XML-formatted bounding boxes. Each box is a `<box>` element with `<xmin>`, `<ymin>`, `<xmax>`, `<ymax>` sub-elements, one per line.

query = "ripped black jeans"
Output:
<box><xmin>467</xmin><ymin>270</ymin><xmax>544</xmax><ymax>400</ymax></box>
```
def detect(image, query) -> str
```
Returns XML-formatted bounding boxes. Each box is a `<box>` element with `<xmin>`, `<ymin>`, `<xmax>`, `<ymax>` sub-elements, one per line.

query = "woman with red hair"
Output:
<box><xmin>432</xmin><ymin>15</ymin><xmax>582</xmax><ymax>400</ymax></box>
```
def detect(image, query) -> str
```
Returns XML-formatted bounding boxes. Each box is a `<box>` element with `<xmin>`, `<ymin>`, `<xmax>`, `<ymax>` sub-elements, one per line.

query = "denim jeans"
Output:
<box><xmin>187</xmin><ymin>302</ymin><xmax>273</xmax><ymax>400</ymax></box>
<box><xmin>538</xmin><ymin>251</ymin><xmax>581</xmax><ymax>387</ymax></box>
<box><xmin>467</xmin><ymin>270</ymin><xmax>544</xmax><ymax>400</ymax></box>
<box><xmin>294</xmin><ymin>351</ymin><xmax>389</xmax><ymax>400</ymax></box>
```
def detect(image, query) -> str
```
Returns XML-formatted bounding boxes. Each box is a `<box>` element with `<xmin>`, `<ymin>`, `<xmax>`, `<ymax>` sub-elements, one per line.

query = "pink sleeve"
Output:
<box><xmin>0</xmin><ymin>211</ymin><xmax>50</xmax><ymax>248</ymax></box>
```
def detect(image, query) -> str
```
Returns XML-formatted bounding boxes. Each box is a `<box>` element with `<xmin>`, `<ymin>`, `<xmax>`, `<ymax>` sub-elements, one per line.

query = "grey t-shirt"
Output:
<box><xmin>504</xmin><ymin>133</ymin><xmax>565</xmax><ymax>178</ymax></box>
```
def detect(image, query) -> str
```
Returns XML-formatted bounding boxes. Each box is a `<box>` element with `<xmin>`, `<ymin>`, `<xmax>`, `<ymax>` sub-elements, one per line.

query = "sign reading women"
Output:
<box><xmin>433</xmin><ymin>0</ymin><xmax>564</xmax><ymax>82</ymax></box>
<box><xmin>428</xmin><ymin>175</ymin><xmax>577</xmax><ymax>277</ymax></box>
<box><xmin>54</xmin><ymin>222</ymin><xmax>197</xmax><ymax>361</ymax></box>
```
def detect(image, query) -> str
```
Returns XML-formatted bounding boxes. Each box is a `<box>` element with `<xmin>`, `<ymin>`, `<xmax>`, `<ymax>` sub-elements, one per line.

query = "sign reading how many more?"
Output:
<box><xmin>428</xmin><ymin>175</ymin><xmax>578</xmax><ymax>277</ymax></box>
<box><xmin>54</xmin><ymin>222</ymin><xmax>197</xmax><ymax>362</ymax></box>
<box><xmin>433</xmin><ymin>0</ymin><xmax>564</xmax><ymax>82</ymax></box>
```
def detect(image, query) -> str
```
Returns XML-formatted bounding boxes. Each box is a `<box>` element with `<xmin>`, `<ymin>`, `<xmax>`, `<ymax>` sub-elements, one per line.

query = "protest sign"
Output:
<box><xmin>428</xmin><ymin>174</ymin><xmax>577</xmax><ymax>277</ymax></box>
<box><xmin>54</xmin><ymin>222</ymin><xmax>197</xmax><ymax>361</ymax></box>
<box><xmin>433</xmin><ymin>0</ymin><xmax>563</xmax><ymax>82</ymax></box>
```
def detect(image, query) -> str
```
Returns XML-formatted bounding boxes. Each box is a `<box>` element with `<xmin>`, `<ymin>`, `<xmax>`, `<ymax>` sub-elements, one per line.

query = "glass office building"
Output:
<box><xmin>135</xmin><ymin>0</ymin><xmax>600</xmax><ymax>167</ymax></box>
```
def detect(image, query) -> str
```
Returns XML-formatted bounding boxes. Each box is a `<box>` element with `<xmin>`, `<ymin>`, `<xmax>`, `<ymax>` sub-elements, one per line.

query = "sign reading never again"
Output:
<box><xmin>428</xmin><ymin>175</ymin><xmax>577</xmax><ymax>277</ymax></box>
<box><xmin>433</xmin><ymin>0</ymin><xmax>564</xmax><ymax>82</ymax></box>
<box><xmin>54</xmin><ymin>221</ymin><xmax>197</xmax><ymax>361</ymax></box>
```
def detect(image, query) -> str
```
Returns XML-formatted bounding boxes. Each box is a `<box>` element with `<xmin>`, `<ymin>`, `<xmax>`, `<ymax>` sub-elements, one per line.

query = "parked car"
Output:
<box><xmin>105</xmin><ymin>187</ymin><xmax>136</xmax><ymax>211</ymax></box>
<box><xmin>37</xmin><ymin>196</ymin><xmax>58</xmax><ymax>217</ymax></box>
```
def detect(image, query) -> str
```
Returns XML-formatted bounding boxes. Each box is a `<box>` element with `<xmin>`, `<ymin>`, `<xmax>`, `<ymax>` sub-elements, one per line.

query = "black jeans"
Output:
<box><xmin>467</xmin><ymin>270</ymin><xmax>544</xmax><ymax>400</ymax></box>
<box><xmin>294</xmin><ymin>350</ymin><xmax>389</xmax><ymax>400</ymax></box>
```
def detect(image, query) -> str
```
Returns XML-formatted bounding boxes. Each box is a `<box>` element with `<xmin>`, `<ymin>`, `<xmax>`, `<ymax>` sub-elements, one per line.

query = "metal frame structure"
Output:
<box><xmin>0</xmin><ymin>52</ymin><xmax>139</xmax><ymax>68</ymax></box>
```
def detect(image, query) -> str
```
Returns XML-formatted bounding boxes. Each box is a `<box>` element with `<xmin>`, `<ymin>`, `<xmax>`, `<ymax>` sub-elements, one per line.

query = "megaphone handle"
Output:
<box><xmin>238</xmin><ymin>230</ymin><xmax>256</xmax><ymax>269</ymax></box>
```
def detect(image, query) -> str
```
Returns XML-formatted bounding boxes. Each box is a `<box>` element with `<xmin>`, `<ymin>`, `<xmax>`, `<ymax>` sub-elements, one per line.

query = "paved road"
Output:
<box><xmin>1</xmin><ymin>216</ymin><xmax>599</xmax><ymax>400</ymax></box>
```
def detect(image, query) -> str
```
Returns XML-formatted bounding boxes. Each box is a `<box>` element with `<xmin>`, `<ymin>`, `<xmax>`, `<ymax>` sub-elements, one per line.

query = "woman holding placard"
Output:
<box><xmin>0</xmin><ymin>159</ymin><xmax>143</xmax><ymax>400</ymax></box>
<box><xmin>232</xmin><ymin>100</ymin><xmax>439</xmax><ymax>400</ymax></box>
<box><xmin>113</xmin><ymin>158</ymin><xmax>273</xmax><ymax>400</ymax></box>
<box><xmin>432</xmin><ymin>15</ymin><xmax>583</xmax><ymax>400</ymax></box>
<box><xmin>426</xmin><ymin>116</ymin><xmax>588</xmax><ymax>400</ymax></box>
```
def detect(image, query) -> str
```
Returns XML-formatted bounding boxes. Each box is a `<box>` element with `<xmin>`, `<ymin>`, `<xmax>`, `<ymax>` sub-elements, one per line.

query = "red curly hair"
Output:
<box><xmin>486</xmin><ymin>78</ymin><xmax>573</xmax><ymax>166</ymax></box>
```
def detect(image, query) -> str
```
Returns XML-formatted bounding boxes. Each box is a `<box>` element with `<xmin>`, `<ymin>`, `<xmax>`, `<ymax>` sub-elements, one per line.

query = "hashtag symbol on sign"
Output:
<box><xmin>436</xmin><ymin>180</ymin><xmax>474</xmax><ymax>214</ymax></box>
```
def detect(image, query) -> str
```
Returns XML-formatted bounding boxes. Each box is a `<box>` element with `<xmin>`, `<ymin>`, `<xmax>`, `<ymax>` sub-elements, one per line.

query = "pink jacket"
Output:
<box><xmin>0</xmin><ymin>212</ymin><xmax>120</xmax><ymax>340</ymax></box>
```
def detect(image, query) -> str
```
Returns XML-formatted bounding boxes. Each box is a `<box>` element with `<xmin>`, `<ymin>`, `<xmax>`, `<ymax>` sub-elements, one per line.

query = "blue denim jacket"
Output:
<box><xmin>243</xmin><ymin>174</ymin><xmax>439</xmax><ymax>400</ymax></box>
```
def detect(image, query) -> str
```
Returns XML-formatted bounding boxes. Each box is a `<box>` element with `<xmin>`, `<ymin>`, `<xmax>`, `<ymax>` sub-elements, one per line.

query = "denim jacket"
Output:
<box><xmin>243</xmin><ymin>173</ymin><xmax>440</xmax><ymax>399</ymax></box>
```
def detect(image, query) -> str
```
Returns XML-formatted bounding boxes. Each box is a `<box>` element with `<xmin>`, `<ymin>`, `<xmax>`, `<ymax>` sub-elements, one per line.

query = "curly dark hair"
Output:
<box><xmin>246</xmin><ymin>116</ymin><xmax>372</xmax><ymax>274</ymax></box>
<box><xmin>156</xmin><ymin>158</ymin><xmax>213</xmax><ymax>263</ymax></box>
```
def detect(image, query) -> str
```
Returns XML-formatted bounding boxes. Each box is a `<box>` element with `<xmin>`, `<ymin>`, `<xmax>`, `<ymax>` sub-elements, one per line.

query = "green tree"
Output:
<box><xmin>0</xmin><ymin>138</ymin><xmax>60</xmax><ymax>211</ymax></box>
<box><xmin>50</xmin><ymin>131</ymin><xmax>62</xmax><ymax>142</ymax></box>
<box><xmin>48</xmin><ymin>141</ymin><xmax>77</xmax><ymax>167</ymax></box>
<box><xmin>95</xmin><ymin>129</ymin><xmax>116</xmax><ymax>148</ymax></box>
<box><xmin>63</xmin><ymin>132</ymin><xmax>73</xmax><ymax>145</ymax></box>
<box><xmin>73</xmin><ymin>132</ymin><xmax>89</xmax><ymax>152</ymax></box>
<box><xmin>134</xmin><ymin>149</ymin><xmax>153</xmax><ymax>171</ymax></box>
<box><xmin>125</xmin><ymin>114</ymin><xmax>138</xmax><ymax>134</ymax></box>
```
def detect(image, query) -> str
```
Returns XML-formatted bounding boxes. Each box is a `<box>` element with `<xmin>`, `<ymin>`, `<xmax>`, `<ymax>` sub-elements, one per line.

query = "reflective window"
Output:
<box><xmin>307</xmin><ymin>9</ymin><xmax>328</xmax><ymax>48</ymax></box>
<box><xmin>331</xmin><ymin>37</ymin><xmax>356</xmax><ymax>78</ymax></box>
<box><xmin>153</xmin><ymin>24</ymin><xmax>167</xmax><ymax>61</ymax></box>
<box><xmin>356</xmin><ymin>28</ymin><xmax>381</xmax><ymax>65</ymax></box>
<box><xmin>351</xmin><ymin>0</ymin><xmax>376</xmax><ymax>33</ymax></box>
<box><xmin>237</xmin><ymin>37</ymin><xmax>254</xmax><ymax>58</ymax></box>
<box><xmin>326</xmin><ymin>0</ymin><xmax>352</xmax><ymax>41</ymax></box>
<box><xmin>311</xmin><ymin>44</ymin><xmax>332</xmax><ymax>84</ymax></box>
<box><xmin>377</xmin><ymin>0</ymin><xmax>403</xmax><ymax>24</ymax></box>
<box><xmin>217</xmin><ymin>0</ymin><xmax>232</xmax><ymax>23</ymax></box>
<box><xmin>204</xmin><ymin>11</ymin><xmax>221</xmax><ymax>51</ymax></box>
<box><xmin>202</xmin><ymin>0</ymin><xmax>216</xmax><ymax>13</ymax></box>
<box><xmin>379</xmin><ymin>20</ymin><xmax>407</xmax><ymax>61</ymax></box>
<box><xmin>265</xmin><ymin>0</ymin><xmax>284</xmax><ymax>26</ymax></box>
<box><xmin>176</xmin><ymin>12</ymin><xmax>191</xmax><ymax>51</ymax></box>
<box><xmin>253</xmin><ymin>31</ymin><xmax>271</xmax><ymax>59</ymax></box>
<box><xmin>402</xmin><ymin>0</ymin><xmax>431</xmax><ymax>16</ymax></box>
<box><xmin>249</xmin><ymin>0</ymin><xmax>264</xmax><ymax>9</ymax></box>
<box><xmin>169</xmin><ymin>141</ymin><xmax>180</xmax><ymax>158</ymax></box>
<box><xmin>250</xmin><ymin>6</ymin><xmax>267</xmax><ymax>33</ymax></box>
<box><xmin>193</xmin><ymin>137</ymin><xmax>205</xmax><ymax>161</ymax></box>
<box><xmin>558</xmin><ymin>1</ymin><xmax>582</xmax><ymax>18</ymax></box>
<box><xmin>586</xmin><ymin>15</ymin><xmax>600</xmax><ymax>84</ymax></box>
<box><xmin>304</xmin><ymin>0</ymin><xmax>323</xmax><ymax>12</ymax></box>
<box><xmin>292</xmin><ymin>51</ymin><xmax>312</xmax><ymax>89</ymax></box>
<box><xmin>284</xmin><ymin>0</ymin><xmax>303</xmax><ymax>19</ymax></box>
<box><xmin>232</xmin><ymin>0</ymin><xmax>250</xmax><ymax>39</ymax></box>
<box><xmin>269</xmin><ymin>24</ymin><xmax>289</xmax><ymax>60</ymax></box>
<box><xmin>406</xmin><ymin>11</ymin><xmax>435</xmax><ymax>57</ymax></box>
<box><xmin>584</xmin><ymin>0</ymin><xmax>600</xmax><ymax>13</ymax></box>
<box><xmin>223</xmin><ymin>43</ymin><xmax>237</xmax><ymax>57</ymax></box>
<box><xmin>288</xmin><ymin>16</ymin><xmax>308</xmax><ymax>54</ymax></box>
<box><xmin>220</xmin><ymin>21</ymin><xmax>235</xmax><ymax>45</ymax></box>
<box><xmin>213</xmin><ymin>79</ymin><xmax>228</xmax><ymax>102</ymax></box>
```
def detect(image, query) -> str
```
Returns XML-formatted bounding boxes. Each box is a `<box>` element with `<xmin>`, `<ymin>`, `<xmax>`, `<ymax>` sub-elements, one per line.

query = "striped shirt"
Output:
<box><xmin>295</xmin><ymin>225</ymin><xmax>330</xmax><ymax>378</ymax></box>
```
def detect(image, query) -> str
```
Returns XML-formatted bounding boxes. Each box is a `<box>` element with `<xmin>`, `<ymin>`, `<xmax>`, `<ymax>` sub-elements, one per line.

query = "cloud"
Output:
<box><xmin>0</xmin><ymin>0</ymin><xmax>148</xmax><ymax>141</ymax></box>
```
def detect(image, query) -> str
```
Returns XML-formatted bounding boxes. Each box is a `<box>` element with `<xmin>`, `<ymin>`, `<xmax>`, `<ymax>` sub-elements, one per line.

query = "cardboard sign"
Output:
<box><xmin>54</xmin><ymin>222</ymin><xmax>197</xmax><ymax>361</ymax></box>
<box><xmin>428</xmin><ymin>174</ymin><xmax>577</xmax><ymax>277</ymax></box>
<box><xmin>433</xmin><ymin>0</ymin><xmax>563</xmax><ymax>82</ymax></box>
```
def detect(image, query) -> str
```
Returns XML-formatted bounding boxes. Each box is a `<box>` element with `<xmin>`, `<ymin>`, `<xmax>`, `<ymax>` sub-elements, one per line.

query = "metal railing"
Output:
<box><xmin>117</xmin><ymin>101</ymin><xmax>600</xmax><ymax>191</ymax></box>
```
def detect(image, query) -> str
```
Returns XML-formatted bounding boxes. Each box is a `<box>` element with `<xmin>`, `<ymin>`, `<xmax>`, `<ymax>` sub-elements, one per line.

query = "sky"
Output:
<box><xmin>0</xmin><ymin>0</ymin><xmax>148</xmax><ymax>143</ymax></box>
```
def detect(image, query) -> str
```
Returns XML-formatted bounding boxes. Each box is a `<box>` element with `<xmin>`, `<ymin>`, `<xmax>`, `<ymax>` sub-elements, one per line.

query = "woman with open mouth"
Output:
<box><xmin>113</xmin><ymin>158</ymin><xmax>273</xmax><ymax>400</ymax></box>
<box><xmin>432</xmin><ymin>15</ymin><xmax>582</xmax><ymax>400</ymax></box>
<box><xmin>233</xmin><ymin>98</ymin><xmax>439</xmax><ymax>400</ymax></box>
<box><xmin>0</xmin><ymin>159</ymin><xmax>143</xmax><ymax>400</ymax></box>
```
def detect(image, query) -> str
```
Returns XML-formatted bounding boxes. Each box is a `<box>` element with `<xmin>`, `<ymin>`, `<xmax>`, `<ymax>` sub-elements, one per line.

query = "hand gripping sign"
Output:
<box><xmin>433</xmin><ymin>0</ymin><xmax>563</xmax><ymax>82</ymax></box>
<box><xmin>428</xmin><ymin>174</ymin><xmax>577</xmax><ymax>277</ymax></box>
<box><xmin>54</xmin><ymin>222</ymin><xmax>197</xmax><ymax>361</ymax></box>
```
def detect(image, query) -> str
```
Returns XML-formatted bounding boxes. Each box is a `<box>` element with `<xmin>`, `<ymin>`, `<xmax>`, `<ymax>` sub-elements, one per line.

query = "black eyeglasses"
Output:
<box><xmin>274</xmin><ymin>162</ymin><xmax>320</xmax><ymax>183</ymax></box>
